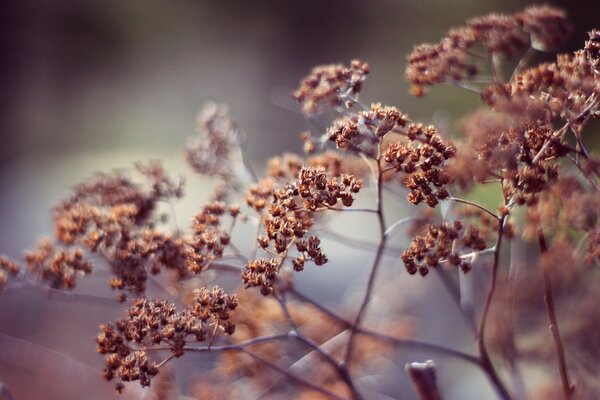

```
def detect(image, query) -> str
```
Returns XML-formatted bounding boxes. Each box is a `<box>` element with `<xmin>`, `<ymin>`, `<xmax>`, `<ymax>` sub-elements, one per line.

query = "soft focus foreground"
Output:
<box><xmin>1</xmin><ymin>2</ymin><xmax>600</xmax><ymax>400</ymax></box>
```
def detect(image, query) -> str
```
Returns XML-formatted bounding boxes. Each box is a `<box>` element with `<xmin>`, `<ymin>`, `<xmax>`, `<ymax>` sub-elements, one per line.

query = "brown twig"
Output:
<box><xmin>406</xmin><ymin>360</ymin><xmax>443</xmax><ymax>400</ymax></box>
<box><xmin>344</xmin><ymin>150</ymin><xmax>387</xmax><ymax>367</ymax></box>
<box><xmin>538</xmin><ymin>230</ymin><xmax>575</xmax><ymax>400</ymax></box>
<box><xmin>476</xmin><ymin>214</ymin><xmax>513</xmax><ymax>400</ymax></box>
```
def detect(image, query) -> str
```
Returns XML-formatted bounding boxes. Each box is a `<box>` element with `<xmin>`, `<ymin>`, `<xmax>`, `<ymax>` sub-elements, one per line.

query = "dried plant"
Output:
<box><xmin>2</xmin><ymin>4</ymin><xmax>600</xmax><ymax>400</ymax></box>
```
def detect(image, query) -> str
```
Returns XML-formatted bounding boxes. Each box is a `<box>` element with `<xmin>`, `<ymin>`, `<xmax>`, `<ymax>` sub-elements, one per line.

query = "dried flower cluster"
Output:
<box><xmin>97</xmin><ymin>286</ymin><xmax>237</xmax><ymax>388</ymax></box>
<box><xmin>383</xmin><ymin>123</ymin><xmax>456</xmax><ymax>207</ymax></box>
<box><xmin>184</xmin><ymin>102</ymin><xmax>241</xmax><ymax>178</ymax></box>
<box><xmin>1</xmin><ymin>5</ymin><xmax>600</xmax><ymax>400</ymax></box>
<box><xmin>49</xmin><ymin>162</ymin><xmax>190</xmax><ymax>297</ymax></box>
<box><xmin>0</xmin><ymin>256</ymin><xmax>20</xmax><ymax>291</ymax></box>
<box><xmin>293</xmin><ymin>60</ymin><xmax>369</xmax><ymax>115</ymax></box>
<box><xmin>483</xmin><ymin>50</ymin><xmax>599</xmax><ymax>126</ymax></box>
<box><xmin>402</xmin><ymin>221</ymin><xmax>487</xmax><ymax>276</ymax></box>
<box><xmin>327</xmin><ymin>103</ymin><xmax>408</xmax><ymax>155</ymax></box>
<box><xmin>187</xmin><ymin>201</ymin><xmax>236</xmax><ymax>273</ymax></box>
<box><xmin>23</xmin><ymin>240</ymin><xmax>92</xmax><ymax>289</ymax></box>
<box><xmin>406</xmin><ymin>5</ymin><xmax>570</xmax><ymax>95</ymax></box>
<box><xmin>243</xmin><ymin>167</ymin><xmax>361</xmax><ymax>295</ymax></box>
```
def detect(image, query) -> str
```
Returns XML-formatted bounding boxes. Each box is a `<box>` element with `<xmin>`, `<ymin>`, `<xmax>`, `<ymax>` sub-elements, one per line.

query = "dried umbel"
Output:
<box><xmin>187</xmin><ymin>201</ymin><xmax>235</xmax><ymax>273</ymax></box>
<box><xmin>51</xmin><ymin>162</ymin><xmax>191</xmax><ymax>297</ymax></box>
<box><xmin>2</xmin><ymin>5</ymin><xmax>600</xmax><ymax>400</ymax></box>
<box><xmin>0</xmin><ymin>257</ymin><xmax>20</xmax><ymax>291</ymax></box>
<box><xmin>294</xmin><ymin>60</ymin><xmax>369</xmax><ymax>115</ymax></box>
<box><xmin>402</xmin><ymin>221</ymin><xmax>487</xmax><ymax>276</ymax></box>
<box><xmin>243</xmin><ymin>167</ymin><xmax>361</xmax><ymax>295</ymax></box>
<box><xmin>383</xmin><ymin>123</ymin><xmax>455</xmax><ymax>207</ymax></box>
<box><xmin>184</xmin><ymin>102</ymin><xmax>242</xmax><ymax>177</ymax></box>
<box><xmin>483</xmin><ymin>50</ymin><xmax>600</xmax><ymax>126</ymax></box>
<box><xmin>25</xmin><ymin>240</ymin><xmax>92</xmax><ymax>289</ymax></box>
<box><xmin>406</xmin><ymin>5</ymin><xmax>570</xmax><ymax>95</ymax></box>
<box><xmin>327</xmin><ymin>103</ymin><xmax>409</xmax><ymax>156</ymax></box>
<box><xmin>586</xmin><ymin>29</ymin><xmax>600</xmax><ymax>74</ymax></box>
<box><xmin>97</xmin><ymin>287</ymin><xmax>237</xmax><ymax>388</ymax></box>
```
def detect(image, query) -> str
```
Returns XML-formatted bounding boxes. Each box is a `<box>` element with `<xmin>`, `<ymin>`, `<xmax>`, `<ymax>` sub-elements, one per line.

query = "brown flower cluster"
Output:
<box><xmin>402</xmin><ymin>221</ymin><xmax>487</xmax><ymax>276</ymax></box>
<box><xmin>0</xmin><ymin>256</ymin><xmax>20</xmax><ymax>291</ymax></box>
<box><xmin>24</xmin><ymin>239</ymin><xmax>92</xmax><ymax>289</ymax></box>
<box><xmin>243</xmin><ymin>167</ymin><xmax>361</xmax><ymax>295</ymax></box>
<box><xmin>451</xmin><ymin>109</ymin><xmax>568</xmax><ymax>204</ymax></box>
<box><xmin>483</xmin><ymin>50</ymin><xmax>600</xmax><ymax>125</ymax></box>
<box><xmin>586</xmin><ymin>30</ymin><xmax>600</xmax><ymax>75</ymax></box>
<box><xmin>406</xmin><ymin>5</ymin><xmax>569</xmax><ymax>94</ymax></box>
<box><xmin>524</xmin><ymin>176</ymin><xmax>600</xmax><ymax>263</ymax></box>
<box><xmin>383</xmin><ymin>123</ymin><xmax>455</xmax><ymax>207</ymax></box>
<box><xmin>184</xmin><ymin>102</ymin><xmax>242</xmax><ymax>178</ymax></box>
<box><xmin>97</xmin><ymin>286</ymin><xmax>237</xmax><ymax>388</ymax></box>
<box><xmin>51</xmin><ymin>162</ymin><xmax>189</xmax><ymax>296</ymax></box>
<box><xmin>187</xmin><ymin>201</ymin><xmax>236</xmax><ymax>273</ymax></box>
<box><xmin>327</xmin><ymin>103</ymin><xmax>408</xmax><ymax>155</ymax></box>
<box><xmin>241</xmin><ymin>258</ymin><xmax>282</xmax><ymax>296</ymax></box>
<box><xmin>293</xmin><ymin>60</ymin><xmax>369</xmax><ymax>115</ymax></box>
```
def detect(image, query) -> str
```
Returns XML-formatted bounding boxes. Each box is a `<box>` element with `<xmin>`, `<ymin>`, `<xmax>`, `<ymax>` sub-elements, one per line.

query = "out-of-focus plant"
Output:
<box><xmin>2</xmin><ymin>4</ymin><xmax>600</xmax><ymax>400</ymax></box>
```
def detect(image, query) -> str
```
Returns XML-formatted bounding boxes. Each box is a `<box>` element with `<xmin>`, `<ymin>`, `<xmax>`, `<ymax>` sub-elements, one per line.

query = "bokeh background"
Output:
<box><xmin>0</xmin><ymin>1</ymin><xmax>597</xmax><ymax>399</ymax></box>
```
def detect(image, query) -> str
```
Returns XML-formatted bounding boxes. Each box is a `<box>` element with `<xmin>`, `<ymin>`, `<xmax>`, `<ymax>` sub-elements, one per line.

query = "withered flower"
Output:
<box><xmin>294</xmin><ymin>60</ymin><xmax>369</xmax><ymax>115</ymax></box>
<box><xmin>402</xmin><ymin>222</ymin><xmax>487</xmax><ymax>276</ymax></box>
<box><xmin>97</xmin><ymin>287</ymin><xmax>237</xmax><ymax>390</ymax></box>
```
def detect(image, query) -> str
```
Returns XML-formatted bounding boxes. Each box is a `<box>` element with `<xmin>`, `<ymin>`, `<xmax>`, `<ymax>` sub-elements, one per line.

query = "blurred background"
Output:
<box><xmin>0</xmin><ymin>0</ymin><xmax>597</xmax><ymax>399</ymax></box>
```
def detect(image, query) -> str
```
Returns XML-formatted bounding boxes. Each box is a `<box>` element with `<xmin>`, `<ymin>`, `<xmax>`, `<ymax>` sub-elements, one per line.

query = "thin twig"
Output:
<box><xmin>406</xmin><ymin>360</ymin><xmax>443</xmax><ymax>400</ymax></box>
<box><xmin>344</xmin><ymin>152</ymin><xmax>387</xmax><ymax>366</ymax></box>
<box><xmin>287</xmin><ymin>288</ymin><xmax>480</xmax><ymax>366</ymax></box>
<box><xmin>446</xmin><ymin>197</ymin><xmax>499</xmax><ymax>220</ymax></box>
<box><xmin>476</xmin><ymin>215</ymin><xmax>513</xmax><ymax>400</ymax></box>
<box><xmin>538</xmin><ymin>230</ymin><xmax>575</xmax><ymax>400</ymax></box>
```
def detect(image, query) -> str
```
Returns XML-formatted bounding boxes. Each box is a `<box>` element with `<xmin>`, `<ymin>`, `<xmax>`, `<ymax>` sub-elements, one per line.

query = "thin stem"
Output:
<box><xmin>241</xmin><ymin>348</ymin><xmax>345</xmax><ymax>400</ymax></box>
<box><xmin>344</xmin><ymin>153</ymin><xmax>387</xmax><ymax>366</ymax></box>
<box><xmin>293</xmin><ymin>333</ymin><xmax>364</xmax><ymax>400</ymax></box>
<box><xmin>538</xmin><ymin>230</ymin><xmax>575</xmax><ymax>400</ymax></box>
<box><xmin>487</xmin><ymin>51</ymin><xmax>503</xmax><ymax>85</ymax></box>
<box><xmin>288</xmin><ymin>288</ymin><xmax>480</xmax><ymax>366</ymax></box>
<box><xmin>434</xmin><ymin>268</ymin><xmax>477</xmax><ymax>336</ymax></box>
<box><xmin>448</xmin><ymin>80</ymin><xmax>482</xmax><ymax>94</ymax></box>
<box><xmin>509</xmin><ymin>47</ymin><xmax>535</xmax><ymax>82</ymax></box>
<box><xmin>477</xmin><ymin>215</ymin><xmax>513</xmax><ymax>400</ymax></box>
<box><xmin>446</xmin><ymin>197</ymin><xmax>499</xmax><ymax>220</ymax></box>
<box><xmin>315</xmin><ymin>228</ymin><xmax>404</xmax><ymax>255</ymax></box>
<box><xmin>384</xmin><ymin>216</ymin><xmax>420</xmax><ymax>238</ymax></box>
<box><xmin>144</xmin><ymin>333</ymin><xmax>292</xmax><ymax>353</ymax></box>
<box><xmin>275</xmin><ymin>283</ymin><xmax>362</xmax><ymax>399</ymax></box>
<box><xmin>322</xmin><ymin>206</ymin><xmax>378</xmax><ymax>214</ymax></box>
<box><xmin>567</xmin><ymin>154</ymin><xmax>600</xmax><ymax>192</ymax></box>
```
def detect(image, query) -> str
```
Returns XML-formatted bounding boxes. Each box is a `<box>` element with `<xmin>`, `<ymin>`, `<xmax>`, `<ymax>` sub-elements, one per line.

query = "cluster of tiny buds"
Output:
<box><xmin>242</xmin><ymin>258</ymin><xmax>281</xmax><ymax>295</ymax></box>
<box><xmin>24</xmin><ymin>240</ymin><xmax>92</xmax><ymax>289</ymax></box>
<box><xmin>383</xmin><ymin>123</ymin><xmax>455</xmax><ymax>207</ymax></box>
<box><xmin>0</xmin><ymin>256</ymin><xmax>20</xmax><ymax>291</ymax></box>
<box><xmin>586</xmin><ymin>30</ymin><xmax>600</xmax><ymax>74</ymax></box>
<box><xmin>293</xmin><ymin>60</ymin><xmax>369</xmax><ymax>115</ymax></box>
<box><xmin>293</xmin><ymin>236</ymin><xmax>327</xmax><ymax>271</ymax></box>
<box><xmin>97</xmin><ymin>286</ymin><xmax>237</xmax><ymax>390</ymax></box>
<box><xmin>187</xmin><ymin>201</ymin><xmax>237</xmax><ymax>273</ymax></box>
<box><xmin>243</xmin><ymin>167</ymin><xmax>361</xmax><ymax>295</ymax></box>
<box><xmin>292</xmin><ymin>167</ymin><xmax>362</xmax><ymax>210</ymax></box>
<box><xmin>402</xmin><ymin>221</ymin><xmax>487</xmax><ymax>276</ymax></box>
<box><xmin>405</xmin><ymin>5</ymin><xmax>570</xmax><ymax>95</ymax></box>
<box><xmin>483</xmin><ymin>49</ymin><xmax>598</xmax><ymax>125</ymax></box>
<box><xmin>184</xmin><ymin>102</ymin><xmax>241</xmax><ymax>178</ymax></box>
<box><xmin>327</xmin><ymin>103</ymin><xmax>408</xmax><ymax>153</ymax></box>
